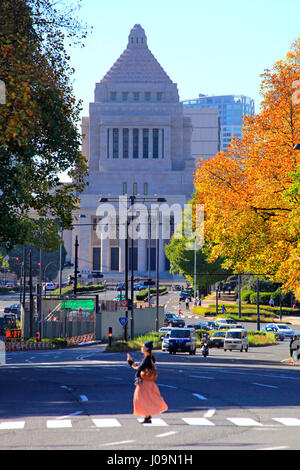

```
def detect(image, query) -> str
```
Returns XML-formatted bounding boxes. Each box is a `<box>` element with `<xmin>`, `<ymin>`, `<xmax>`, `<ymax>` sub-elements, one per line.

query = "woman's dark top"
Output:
<box><xmin>128</xmin><ymin>354</ymin><xmax>153</xmax><ymax>381</ymax></box>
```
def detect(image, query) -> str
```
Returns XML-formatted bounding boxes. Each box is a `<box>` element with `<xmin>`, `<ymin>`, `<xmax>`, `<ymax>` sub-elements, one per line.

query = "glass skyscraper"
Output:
<box><xmin>182</xmin><ymin>94</ymin><xmax>255</xmax><ymax>152</ymax></box>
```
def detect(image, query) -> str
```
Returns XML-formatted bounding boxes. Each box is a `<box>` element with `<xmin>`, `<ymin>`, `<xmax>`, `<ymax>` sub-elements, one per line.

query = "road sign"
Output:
<box><xmin>5</xmin><ymin>329</ymin><xmax>21</xmax><ymax>340</ymax></box>
<box><xmin>61</xmin><ymin>299</ymin><xmax>95</xmax><ymax>311</ymax></box>
<box><xmin>119</xmin><ymin>317</ymin><xmax>128</xmax><ymax>326</ymax></box>
<box><xmin>120</xmin><ymin>299</ymin><xmax>128</xmax><ymax>308</ymax></box>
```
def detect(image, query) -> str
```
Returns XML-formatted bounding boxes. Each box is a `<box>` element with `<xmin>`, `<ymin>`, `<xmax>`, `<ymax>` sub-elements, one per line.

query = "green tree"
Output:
<box><xmin>0</xmin><ymin>0</ymin><xmax>90</xmax><ymax>249</ymax></box>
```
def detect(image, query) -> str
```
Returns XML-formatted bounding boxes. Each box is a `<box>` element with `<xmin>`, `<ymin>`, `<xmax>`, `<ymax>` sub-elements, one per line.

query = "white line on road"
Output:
<box><xmin>80</xmin><ymin>395</ymin><xmax>88</xmax><ymax>402</ymax></box>
<box><xmin>204</xmin><ymin>409</ymin><xmax>216</xmax><ymax>418</ymax></box>
<box><xmin>47</xmin><ymin>419</ymin><xmax>72</xmax><ymax>428</ymax></box>
<box><xmin>156</xmin><ymin>431</ymin><xmax>178</xmax><ymax>438</ymax></box>
<box><xmin>252</xmin><ymin>382</ymin><xmax>278</xmax><ymax>389</ymax></box>
<box><xmin>157</xmin><ymin>383</ymin><xmax>177</xmax><ymax>389</ymax></box>
<box><xmin>189</xmin><ymin>375</ymin><xmax>215</xmax><ymax>380</ymax></box>
<box><xmin>0</xmin><ymin>421</ymin><xmax>25</xmax><ymax>430</ymax></box>
<box><xmin>101</xmin><ymin>440</ymin><xmax>136</xmax><ymax>447</ymax></box>
<box><xmin>273</xmin><ymin>418</ymin><xmax>300</xmax><ymax>426</ymax></box>
<box><xmin>227</xmin><ymin>418</ymin><xmax>262</xmax><ymax>426</ymax></box>
<box><xmin>192</xmin><ymin>393</ymin><xmax>208</xmax><ymax>400</ymax></box>
<box><xmin>183</xmin><ymin>417</ymin><xmax>215</xmax><ymax>426</ymax></box>
<box><xmin>93</xmin><ymin>418</ymin><xmax>122</xmax><ymax>427</ymax></box>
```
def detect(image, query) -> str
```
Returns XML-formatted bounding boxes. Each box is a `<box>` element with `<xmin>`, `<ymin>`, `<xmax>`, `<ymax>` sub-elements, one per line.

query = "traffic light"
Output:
<box><xmin>36</xmin><ymin>331</ymin><xmax>40</xmax><ymax>342</ymax></box>
<box><xmin>108</xmin><ymin>327</ymin><xmax>112</xmax><ymax>347</ymax></box>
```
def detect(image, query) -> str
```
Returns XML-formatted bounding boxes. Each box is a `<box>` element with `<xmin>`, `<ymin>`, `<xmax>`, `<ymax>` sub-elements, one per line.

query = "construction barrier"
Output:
<box><xmin>66</xmin><ymin>333</ymin><xmax>95</xmax><ymax>346</ymax></box>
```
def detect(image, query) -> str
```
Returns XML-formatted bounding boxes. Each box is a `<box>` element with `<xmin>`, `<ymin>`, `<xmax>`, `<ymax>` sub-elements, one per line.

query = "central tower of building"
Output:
<box><xmin>71</xmin><ymin>24</ymin><xmax>194</xmax><ymax>277</ymax></box>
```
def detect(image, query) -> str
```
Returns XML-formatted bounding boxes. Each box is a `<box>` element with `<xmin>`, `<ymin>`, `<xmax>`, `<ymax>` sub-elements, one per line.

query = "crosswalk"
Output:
<box><xmin>1</xmin><ymin>416</ymin><xmax>300</xmax><ymax>430</ymax></box>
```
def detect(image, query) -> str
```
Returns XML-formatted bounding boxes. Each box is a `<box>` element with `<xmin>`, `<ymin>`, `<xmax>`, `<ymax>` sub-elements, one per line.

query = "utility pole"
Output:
<box><xmin>29</xmin><ymin>250</ymin><xmax>33</xmax><ymax>338</ymax></box>
<box><xmin>74</xmin><ymin>236</ymin><xmax>79</xmax><ymax>296</ymax></box>
<box><xmin>155</xmin><ymin>209</ymin><xmax>159</xmax><ymax>332</ymax></box>
<box><xmin>256</xmin><ymin>278</ymin><xmax>260</xmax><ymax>331</ymax></box>
<box><xmin>238</xmin><ymin>274</ymin><xmax>241</xmax><ymax>319</ymax></box>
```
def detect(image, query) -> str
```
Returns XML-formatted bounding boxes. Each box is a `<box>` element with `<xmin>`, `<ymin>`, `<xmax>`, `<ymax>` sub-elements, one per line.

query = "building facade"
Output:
<box><xmin>182</xmin><ymin>94</ymin><xmax>255</xmax><ymax>152</ymax></box>
<box><xmin>66</xmin><ymin>24</ymin><xmax>196</xmax><ymax>278</ymax></box>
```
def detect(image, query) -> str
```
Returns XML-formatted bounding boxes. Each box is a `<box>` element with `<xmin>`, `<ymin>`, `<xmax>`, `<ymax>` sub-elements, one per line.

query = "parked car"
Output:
<box><xmin>4</xmin><ymin>303</ymin><xmax>21</xmax><ymax>319</ymax></box>
<box><xmin>210</xmin><ymin>330</ymin><xmax>226</xmax><ymax>348</ymax></box>
<box><xmin>134</xmin><ymin>283</ymin><xmax>146</xmax><ymax>291</ymax></box>
<box><xmin>164</xmin><ymin>312</ymin><xmax>185</xmax><ymax>327</ymax></box>
<box><xmin>224</xmin><ymin>329</ymin><xmax>249</xmax><ymax>352</ymax></box>
<box><xmin>159</xmin><ymin>327</ymin><xmax>172</xmax><ymax>334</ymax></box>
<box><xmin>163</xmin><ymin>327</ymin><xmax>197</xmax><ymax>355</ymax></box>
<box><xmin>44</xmin><ymin>282</ymin><xmax>56</xmax><ymax>291</ymax></box>
<box><xmin>215</xmin><ymin>317</ymin><xmax>229</xmax><ymax>326</ymax></box>
<box><xmin>5</xmin><ymin>282</ymin><xmax>15</xmax><ymax>289</ymax></box>
<box><xmin>116</xmin><ymin>283</ymin><xmax>125</xmax><ymax>291</ymax></box>
<box><xmin>262</xmin><ymin>326</ymin><xmax>284</xmax><ymax>341</ymax></box>
<box><xmin>266</xmin><ymin>323</ymin><xmax>295</xmax><ymax>339</ymax></box>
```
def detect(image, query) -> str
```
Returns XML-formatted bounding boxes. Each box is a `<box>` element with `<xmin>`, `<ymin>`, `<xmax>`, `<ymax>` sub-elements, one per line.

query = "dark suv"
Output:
<box><xmin>164</xmin><ymin>312</ymin><xmax>185</xmax><ymax>328</ymax></box>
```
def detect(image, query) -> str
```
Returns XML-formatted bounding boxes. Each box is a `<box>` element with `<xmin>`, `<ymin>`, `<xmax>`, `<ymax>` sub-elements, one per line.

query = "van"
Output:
<box><xmin>224</xmin><ymin>328</ymin><xmax>249</xmax><ymax>352</ymax></box>
<box><xmin>164</xmin><ymin>327</ymin><xmax>197</xmax><ymax>355</ymax></box>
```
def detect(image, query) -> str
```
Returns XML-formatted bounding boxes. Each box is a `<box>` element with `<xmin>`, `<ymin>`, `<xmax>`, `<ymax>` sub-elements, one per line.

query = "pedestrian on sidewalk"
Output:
<box><xmin>185</xmin><ymin>297</ymin><xmax>190</xmax><ymax>310</ymax></box>
<box><xmin>178</xmin><ymin>303</ymin><xmax>182</xmax><ymax>316</ymax></box>
<box><xmin>127</xmin><ymin>341</ymin><xmax>168</xmax><ymax>423</ymax></box>
<box><xmin>290</xmin><ymin>335</ymin><xmax>300</xmax><ymax>364</ymax></box>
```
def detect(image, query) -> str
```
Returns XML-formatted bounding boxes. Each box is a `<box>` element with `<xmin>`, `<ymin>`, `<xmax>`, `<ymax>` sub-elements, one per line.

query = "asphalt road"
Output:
<box><xmin>1</xmin><ymin>338</ymin><xmax>300</xmax><ymax>451</ymax></box>
<box><xmin>1</xmin><ymin>290</ymin><xmax>300</xmax><ymax>453</ymax></box>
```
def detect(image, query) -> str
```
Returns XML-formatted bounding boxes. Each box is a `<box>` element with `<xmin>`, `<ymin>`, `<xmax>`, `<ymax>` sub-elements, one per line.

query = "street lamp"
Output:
<box><xmin>99</xmin><ymin>194</ymin><xmax>166</xmax><ymax>339</ymax></box>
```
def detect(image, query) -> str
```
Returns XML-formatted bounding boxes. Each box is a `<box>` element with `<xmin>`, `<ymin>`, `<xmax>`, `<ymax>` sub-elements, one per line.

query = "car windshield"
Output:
<box><xmin>226</xmin><ymin>331</ymin><xmax>242</xmax><ymax>339</ymax></box>
<box><xmin>170</xmin><ymin>330</ymin><xmax>191</xmax><ymax>338</ymax></box>
<box><xmin>277</xmin><ymin>325</ymin><xmax>289</xmax><ymax>329</ymax></box>
<box><xmin>213</xmin><ymin>332</ymin><xmax>225</xmax><ymax>337</ymax></box>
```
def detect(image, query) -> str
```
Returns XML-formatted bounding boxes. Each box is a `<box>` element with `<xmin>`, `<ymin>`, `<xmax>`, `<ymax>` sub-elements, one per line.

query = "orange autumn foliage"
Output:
<box><xmin>194</xmin><ymin>38</ymin><xmax>300</xmax><ymax>298</ymax></box>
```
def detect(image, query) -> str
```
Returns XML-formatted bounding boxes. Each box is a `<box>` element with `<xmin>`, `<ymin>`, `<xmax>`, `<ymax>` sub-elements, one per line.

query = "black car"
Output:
<box><xmin>210</xmin><ymin>331</ymin><xmax>226</xmax><ymax>348</ymax></box>
<box><xmin>164</xmin><ymin>312</ymin><xmax>185</xmax><ymax>327</ymax></box>
<box><xmin>4</xmin><ymin>303</ymin><xmax>21</xmax><ymax>318</ymax></box>
<box><xmin>187</xmin><ymin>322</ymin><xmax>210</xmax><ymax>331</ymax></box>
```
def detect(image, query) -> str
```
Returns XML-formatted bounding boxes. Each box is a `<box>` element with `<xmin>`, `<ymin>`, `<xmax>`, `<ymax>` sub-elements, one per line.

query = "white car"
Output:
<box><xmin>44</xmin><ymin>282</ymin><xmax>56</xmax><ymax>291</ymax></box>
<box><xmin>224</xmin><ymin>328</ymin><xmax>249</xmax><ymax>352</ymax></box>
<box><xmin>266</xmin><ymin>323</ymin><xmax>295</xmax><ymax>339</ymax></box>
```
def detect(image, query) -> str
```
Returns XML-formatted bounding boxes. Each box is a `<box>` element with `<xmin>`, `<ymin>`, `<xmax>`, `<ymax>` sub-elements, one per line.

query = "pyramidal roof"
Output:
<box><xmin>101</xmin><ymin>24</ymin><xmax>173</xmax><ymax>84</ymax></box>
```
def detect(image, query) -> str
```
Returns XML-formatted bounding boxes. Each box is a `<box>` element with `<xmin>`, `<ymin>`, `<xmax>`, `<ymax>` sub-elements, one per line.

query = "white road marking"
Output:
<box><xmin>227</xmin><ymin>418</ymin><xmax>262</xmax><ymax>426</ymax></box>
<box><xmin>157</xmin><ymin>383</ymin><xmax>177</xmax><ymax>389</ymax></box>
<box><xmin>156</xmin><ymin>431</ymin><xmax>178</xmax><ymax>438</ymax></box>
<box><xmin>101</xmin><ymin>440</ymin><xmax>136</xmax><ymax>446</ymax></box>
<box><xmin>137</xmin><ymin>418</ymin><xmax>168</xmax><ymax>426</ymax></box>
<box><xmin>192</xmin><ymin>393</ymin><xmax>208</xmax><ymax>400</ymax></box>
<box><xmin>80</xmin><ymin>395</ymin><xmax>88</xmax><ymax>402</ymax></box>
<box><xmin>93</xmin><ymin>418</ymin><xmax>121</xmax><ymax>427</ymax></box>
<box><xmin>189</xmin><ymin>375</ymin><xmax>214</xmax><ymax>380</ymax></box>
<box><xmin>204</xmin><ymin>409</ymin><xmax>216</xmax><ymax>418</ymax></box>
<box><xmin>183</xmin><ymin>417</ymin><xmax>215</xmax><ymax>426</ymax></box>
<box><xmin>0</xmin><ymin>421</ymin><xmax>25</xmax><ymax>430</ymax></box>
<box><xmin>252</xmin><ymin>382</ymin><xmax>278</xmax><ymax>389</ymax></box>
<box><xmin>258</xmin><ymin>446</ymin><xmax>289</xmax><ymax>450</ymax></box>
<box><xmin>273</xmin><ymin>418</ymin><xmax>300</xmax><ymax>426</ymax></box>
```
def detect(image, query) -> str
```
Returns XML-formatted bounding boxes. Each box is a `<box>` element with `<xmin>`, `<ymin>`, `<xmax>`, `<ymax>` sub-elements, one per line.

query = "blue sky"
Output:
<box><xmin>67</xmin><ymin>0</ymin><xmax>300</xmax><ymax>118</ymax></box>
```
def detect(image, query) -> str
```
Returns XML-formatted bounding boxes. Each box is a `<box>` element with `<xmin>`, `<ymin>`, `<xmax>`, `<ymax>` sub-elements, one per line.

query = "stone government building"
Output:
<box><xmin>64</xmin><ymin>24</ymin><xmax>219</xmax><ymax>278</ymax></box>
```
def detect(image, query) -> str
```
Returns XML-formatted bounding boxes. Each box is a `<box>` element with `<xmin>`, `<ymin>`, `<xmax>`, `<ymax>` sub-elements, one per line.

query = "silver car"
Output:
<box><xmin>266</xmin><ymin>323</ymin><xmax>295</xmax><ymax>339</ymax></box>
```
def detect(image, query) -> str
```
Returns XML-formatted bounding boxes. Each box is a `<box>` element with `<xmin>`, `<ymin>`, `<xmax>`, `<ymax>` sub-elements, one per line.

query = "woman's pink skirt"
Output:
<box><xmin>133</xmin><ymin>380</ymin><xmax>168</xmax><ymax>417</ymax></box>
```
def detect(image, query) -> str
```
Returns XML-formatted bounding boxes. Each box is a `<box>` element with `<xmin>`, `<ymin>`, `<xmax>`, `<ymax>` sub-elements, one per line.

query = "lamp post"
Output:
<box><xmin>99</xmin><ymin>194</ymin><xmax>166</xmax><ymax>339</ymax></box>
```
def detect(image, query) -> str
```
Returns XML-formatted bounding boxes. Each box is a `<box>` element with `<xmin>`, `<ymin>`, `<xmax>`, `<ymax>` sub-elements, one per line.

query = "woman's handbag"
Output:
<box><xmin>140</xmin><ymin>364</ymin><xmax>158</xmax><ymax>381</ymax></box>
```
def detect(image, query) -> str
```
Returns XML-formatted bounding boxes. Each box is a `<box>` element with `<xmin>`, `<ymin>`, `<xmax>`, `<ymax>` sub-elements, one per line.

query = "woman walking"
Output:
<box><xmin>127</xmin><ymin>341</ymin><xmax>168</xmax><ymax>423</ymax></box>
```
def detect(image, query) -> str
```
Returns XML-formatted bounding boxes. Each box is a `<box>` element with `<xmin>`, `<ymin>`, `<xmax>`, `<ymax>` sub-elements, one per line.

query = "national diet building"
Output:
<box><xmin>66</xmin><ymin>24</ymin><xmax>196</xmax><ymax>278</ymax></box>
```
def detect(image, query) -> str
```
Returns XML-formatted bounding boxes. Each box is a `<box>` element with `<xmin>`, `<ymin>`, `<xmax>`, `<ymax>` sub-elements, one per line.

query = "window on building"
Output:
<box><xmin>110</xmin><ymin>247</ymin><xmax>119</xmax><ymax>271</ymax></box>
<box><xmin>122</xmin><ymin>92</ymin><xmax>128</xmax><ymax>101</ymax></box>
<box><xmin>143</xmin><ymin>128</ymin><xmax>149</xmax><ymax>158</ymax></box>
<box><xmin>92</xmin><ymin>247</ymin><xmax>101</xmax><ymax>271</ymax></box>
<box><xmin>144</xmin><ymin>182</ymin><xmax>148</xmax><ymax>195</ymax></box>
<box><xmin>123</xmin><ymin>128</ymin><xmax>129</xmax><ymax>158</ymax></box>
<box><xmin>153</xmin><ymin>128</ymin><xmax>159</xmax><ymax>158</ymax></box>
<box><xmin>107</xmin><ymin>128</ymin><xmax>110</xmax><ymax>158</ymax></box>
<box><xmin>133</xmin><ymin>92</ymin><xmax>140</xmax><ymax>101</ymax></box>
<box><xmin>145</xmin><ymin>92</ymin><xmax>151</xmax><ymax>101</ymax></box>
<box><xmin>156</xmin><ymin>92</ymin><xmax>162</xmax><ymax>101</ymax></box>
<box><xmin>111</xmin><ymin>92</ymin><xmax>117</xmax><ymax>101</ymax></box>
<box><xmin>133</xmin><ymin>128</ymin><xmax>139</xmax><ymax>158</ymax></box>
<box><xmin>133</xmin><ymin>182</ymin><xmax>137</xmax><ymax>195</ymax></box>
<box><xmin>123</xmin><ymin>182</ymin><xmax>127</xmax><ymax>195</ymax></box>
<box><xmin>113</xmin><ymin>128</ymin><xmax>119</xmax><ymax>158</ymax></box>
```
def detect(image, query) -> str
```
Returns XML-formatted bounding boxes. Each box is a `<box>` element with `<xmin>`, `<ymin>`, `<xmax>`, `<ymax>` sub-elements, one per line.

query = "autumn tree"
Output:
<box><xmin>0</xmin><ymin>0</ymin><xmax>89</xmax><ymax>251</ymax></box>
<box><xmin>194</xmin><ymin>38</ymin><xmax>300</xmax><ymax>298</ymax></box>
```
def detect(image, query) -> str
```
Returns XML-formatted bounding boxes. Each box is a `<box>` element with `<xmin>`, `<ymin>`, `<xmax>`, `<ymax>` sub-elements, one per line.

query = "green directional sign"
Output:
<box><xmin>61</xmin><ymin>299</ymin><xmax>95</xmax><ymax>311</ymax></box>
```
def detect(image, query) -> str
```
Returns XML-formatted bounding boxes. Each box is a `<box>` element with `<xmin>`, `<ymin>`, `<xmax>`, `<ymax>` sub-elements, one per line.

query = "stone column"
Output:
<box><xmin>101</xmin><ymin>236</ymin><xmax>109</xmax><ymax>273</ymax></box>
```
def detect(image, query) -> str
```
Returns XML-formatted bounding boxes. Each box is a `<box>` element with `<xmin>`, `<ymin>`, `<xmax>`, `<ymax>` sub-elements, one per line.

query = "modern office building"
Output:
<box><xmin>64</xmin><ymin>24</ymin><xmax>196</xmax><ymax>278</ymax></box>
<box><xmin>182</xmin><ymin>94</ymin><xmax>255</xmax><ymax>152</ymax></box>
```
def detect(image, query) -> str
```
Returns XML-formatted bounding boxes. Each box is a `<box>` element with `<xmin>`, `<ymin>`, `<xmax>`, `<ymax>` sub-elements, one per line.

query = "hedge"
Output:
<box><xmin>136</xmin><ymin>287</ymin><xmax>167</xmax><ymax>301</ymax></box>
<box><xmin>249</xmin><ymin>292</ymin><xmax>272</xmax><ymax>305</ymax></box>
